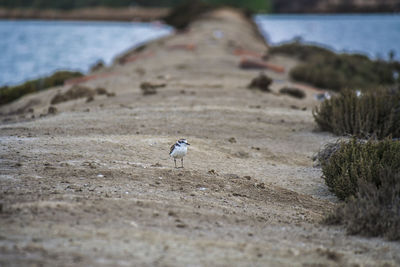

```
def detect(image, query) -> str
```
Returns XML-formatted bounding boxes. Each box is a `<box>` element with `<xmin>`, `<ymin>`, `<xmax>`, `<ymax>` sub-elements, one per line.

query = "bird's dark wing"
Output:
<box><xmin>169</xmin><ymin>144</ymin><xmax>176</xmax><ymax>155</ymax></box>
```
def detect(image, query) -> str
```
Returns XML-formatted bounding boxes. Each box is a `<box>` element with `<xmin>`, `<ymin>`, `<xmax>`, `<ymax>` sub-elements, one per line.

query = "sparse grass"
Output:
<box><xmin>270</xmin><ymin>43</ymin><xmax>400</xmax><ymax>91</ymax></box>
<box><xmin>313</xmin><ymin>88</ymin><xmax>400</xmax><ymax>139</ymax></box>
<box><xmin>0</xmin><ymin>71</ymin><xmax>83</xmax><ymax>106</ymax></box>
<box><xmin>51</xmin><ymin>85</ymin><xmax>94</xmax><ymax>105</ymax></box>
<box><xmin>50</xmin><ymin>85</ymin><xmax>114</xmax><ymax>104</ymax></box>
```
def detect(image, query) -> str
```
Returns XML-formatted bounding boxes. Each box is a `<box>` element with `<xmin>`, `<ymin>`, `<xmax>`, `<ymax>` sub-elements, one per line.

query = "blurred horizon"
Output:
<box><xmin>0</xmin><ymin>0</ymin><xmax>399</xmax><ymax>13</ymax></box>
<box><xmin>1</xmin><ymin>0</ymin><xmax>399</xmax><ymax>86</ymax></box>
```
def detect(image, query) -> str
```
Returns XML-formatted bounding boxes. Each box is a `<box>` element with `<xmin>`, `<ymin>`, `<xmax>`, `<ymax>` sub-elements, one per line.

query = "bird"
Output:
<box><xmin>169</xmin><ymin>139</ymin><xmax>190</xmax><ymax>168</ymax></box>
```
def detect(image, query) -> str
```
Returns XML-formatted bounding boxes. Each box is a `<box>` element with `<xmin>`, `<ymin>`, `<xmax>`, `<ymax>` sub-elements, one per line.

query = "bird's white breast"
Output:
<box><xmin>171</xmin><ymin>145</ymin><xmax>187</xmax><ymax>158</ymax></box>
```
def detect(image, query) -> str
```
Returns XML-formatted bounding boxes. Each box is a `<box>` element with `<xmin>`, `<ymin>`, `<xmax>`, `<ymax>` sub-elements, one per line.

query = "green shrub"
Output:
<box><xmin>313</xmin><ymin>88</ymin><xmax>400</xmax><ymax>139</ymax></box>
<box><xmin>163</xmin><ymin>0</ymin><xmax>213</xmax><ymax>30</ymax></box>
<box><xmin>269</xmin><ymin>43</ymin><xmax>334</xmax><ymax>61</ymax></box>
<box><xmin>324</xmin><ymin>169</ymin><xmax>400</xmax><ymax>241</ymax></box>
<box><xmin>321</xmin><ymin>138</ymin><xmax>400</xmax><ymax>200</ymax></box>
<box><xmin>320</xmin><ymin>135</ymin><xmax>400</xmax><ymax>240</ymax></box>
<box><xmin>270</xmin><ymin>43</ymin><xmax>400</xmax><ymax>91</ymax></box>
<box><xmin>0</xmin><ymin>71</ymin><xmax>83</xmax><ymax>106</ymax></box>
<box><xmin>204</xmin><ymin>0</ymin><xmax>272</xmax><ymax>12</ymax></box>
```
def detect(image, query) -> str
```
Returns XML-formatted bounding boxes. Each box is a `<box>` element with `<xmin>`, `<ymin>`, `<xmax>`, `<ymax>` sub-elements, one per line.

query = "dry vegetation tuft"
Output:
<box><xmin>270</xmin><ymin>43</ymin><xmax>400</xmax><ymax>91</ymax></box>
<box><xmin>321</xmin><ymin>139</ymin><xmax>400</xmax><ymax>240</ymax></box>
<box><xmin>0</xmin><ymin>71</ymin><xmax>83</xmax><ymax>106</ymax></box>
<box><xmin>313</xmin><ymin>88</ymin><xmax>400</xmax><ymax>139</ymax></box>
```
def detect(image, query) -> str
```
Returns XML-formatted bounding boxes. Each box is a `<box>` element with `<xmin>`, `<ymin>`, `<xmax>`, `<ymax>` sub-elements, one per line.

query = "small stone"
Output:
<box><xmin>248</xmin><ymin>72</ymin><xmax>272</xmax><ymax>92</ymax></box>
<box><xmin>225</xmin><ymin>173</ymin><xmax>240</xmax><ymax>179</ymax></box>
<box><xmin>151</xmin><ymin>163</ymin><xmax>162</xmax><ymax>167</ymax></box>
<box><xmin>235</xmin><ymin>151</ymin><xmax>249</xmax><ymax>158</ymax></box>
<box><xmin>256</xmin><ymin>183</ymin><xmax>266</xmax><ymax>189</ymax></box>
<box><xmin>208</xmin><ymin>169</ymin><xmax>217</xmax><ymax>175</ymax></box>
<box><xmin>228</xmin><ymin>137</ymin><xmax>237</xmax><ymax>143</ymax></box>
<box><xmin>168</xmin><ymin>211</ymin><xmax>177</xmax><ymax>217</ymax></box>
<box><xmin>48</xmin><ymin>106</ymin><xmax>57</xmax><ymax>114</ymax></box>
<box><xmin>95</xmin><ymin>87</ymin><xmax>108</xmax><ymax>95</ymax></box>
<box><xmin>176</xmin><ymin>223</ymin><xmax>187</xmax><ymax>228</ymax></box>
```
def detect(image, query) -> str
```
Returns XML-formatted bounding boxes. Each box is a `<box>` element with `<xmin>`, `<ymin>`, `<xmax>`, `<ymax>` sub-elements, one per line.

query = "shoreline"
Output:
<box><xmin>1</xmin><ymin>7</ymin><xmax>398</xmax><ymax>22</ymax></box>
<box><xmin>1</xmin><ymin>12</ymin><xmax>398</xmax><ymax>96</ymax></box>
<box><xmin>0</xmin><ymin>7</ymin><xmax>169</xmax><ymax>22</ymax></box>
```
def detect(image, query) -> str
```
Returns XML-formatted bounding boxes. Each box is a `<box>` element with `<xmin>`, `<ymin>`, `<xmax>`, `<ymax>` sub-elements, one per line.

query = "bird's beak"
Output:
<box><xmin>187</xmin><ymin>143</ymin><xmax>190</xmax><ymax>145</ymax></box>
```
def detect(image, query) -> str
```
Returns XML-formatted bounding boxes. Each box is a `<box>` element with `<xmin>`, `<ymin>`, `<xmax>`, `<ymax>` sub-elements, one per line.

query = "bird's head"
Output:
<box><xmin>178</xmin><ymin>139</ymin><xmax>190</xmax><ymax>146</ymax></box>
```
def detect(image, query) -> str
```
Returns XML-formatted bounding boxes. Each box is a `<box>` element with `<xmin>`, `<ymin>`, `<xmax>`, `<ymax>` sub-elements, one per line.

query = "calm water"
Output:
<box><xmin>1</xmin><ymin>15</ymin><xmax>400</xmax><ymax>86</ymax></box>
<box><xmin>0</xmin><ymin>20</ymin><xmax>172</xmax><ymax>86</ymax></box>
<box><xmin>255</xmin><ymin>14</ymin><xmax>400</xmax><ymax>60</ymax></box>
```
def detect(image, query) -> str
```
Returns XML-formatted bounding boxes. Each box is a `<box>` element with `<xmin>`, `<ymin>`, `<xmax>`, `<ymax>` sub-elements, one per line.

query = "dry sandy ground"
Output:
<box><xmin>1</xmin><ymin>8</ymin><xmax>399</xmax><ymax>266</ymax></box>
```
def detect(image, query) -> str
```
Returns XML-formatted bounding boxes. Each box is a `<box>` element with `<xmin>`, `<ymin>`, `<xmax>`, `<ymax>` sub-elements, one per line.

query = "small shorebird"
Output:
<box><xmin>169</xmin><ymin>139</ymin><xmax>190</xmax><ymax>168</ymax></box>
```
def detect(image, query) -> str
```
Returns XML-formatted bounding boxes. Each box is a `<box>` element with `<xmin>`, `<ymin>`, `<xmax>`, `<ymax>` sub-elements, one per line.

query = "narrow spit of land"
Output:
<box><xmin>1</xmin><ymin>8</ymin><xmax>399</xmax><ymax>266</ymax></box>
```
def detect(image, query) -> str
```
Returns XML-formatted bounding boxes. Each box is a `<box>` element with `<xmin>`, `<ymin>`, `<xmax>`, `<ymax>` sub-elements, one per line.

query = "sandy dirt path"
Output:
<box><xmin>1</xmin><ymin>8</ymin><xmax>399</xmax><ymax>266</ymax></box>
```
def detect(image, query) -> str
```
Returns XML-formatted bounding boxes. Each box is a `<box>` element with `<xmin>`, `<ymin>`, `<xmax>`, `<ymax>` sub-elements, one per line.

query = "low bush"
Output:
<box><xmin>321</xmin><ymin>139</ymin><xmax>400</xmax><ymax>240</ymax></box>
<box><xmin>324</xmin><ymin>169</ymin><xmax>400</xmax><ymax>241</ymax></box>
<box><xmin>321</xmin><ymin>138</ymin><xmax>400</xmax><ymax>201</ymax></box>
<box><xmin>313</xmin><ymin>88</ymin><xmax>400</xmax><ymax>139</ymax></box>
<box><xmin>270</xmin><ymin>43</ymin><xmax>400</xmax><ymax>91</ymax></box>
<box><xmin>269</xmin><ymin>43</ymin><xmax>334</xmax><ymax>61</ymax></box>
<box><xmin>0</xmin><ymin>71</ymin><xmax>83</xmax><ymax>106</ymax></box>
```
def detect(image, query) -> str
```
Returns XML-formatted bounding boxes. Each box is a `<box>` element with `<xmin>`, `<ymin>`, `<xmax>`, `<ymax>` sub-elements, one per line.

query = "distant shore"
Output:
<box><xmin>0</xmin><ymin>7</ymin><xmax>169</xmax><ymax>22</ymax></box>
<box><xmin>1</xmin><ymin>5</ymin><xmax>398</xmax><ymax>22</ymax></box>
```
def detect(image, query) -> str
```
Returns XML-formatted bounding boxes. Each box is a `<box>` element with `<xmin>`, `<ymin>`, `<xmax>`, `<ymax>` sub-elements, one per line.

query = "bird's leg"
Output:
<box><xmin>181</xmin><ymin>158</ymin><xmax>184</xmax><ymax>168</ymax></box>
<box><xmin>174</xmin><ymin>158</ymin><xmax>177</xmax><ymax>168</ymax></box>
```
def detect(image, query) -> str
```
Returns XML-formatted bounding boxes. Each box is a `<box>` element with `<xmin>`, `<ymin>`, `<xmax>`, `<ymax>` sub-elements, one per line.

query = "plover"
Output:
<box><xmin>169</xmin><ymin>139</ymin><xmax>190</xmax><ymax>168</ymax></box>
